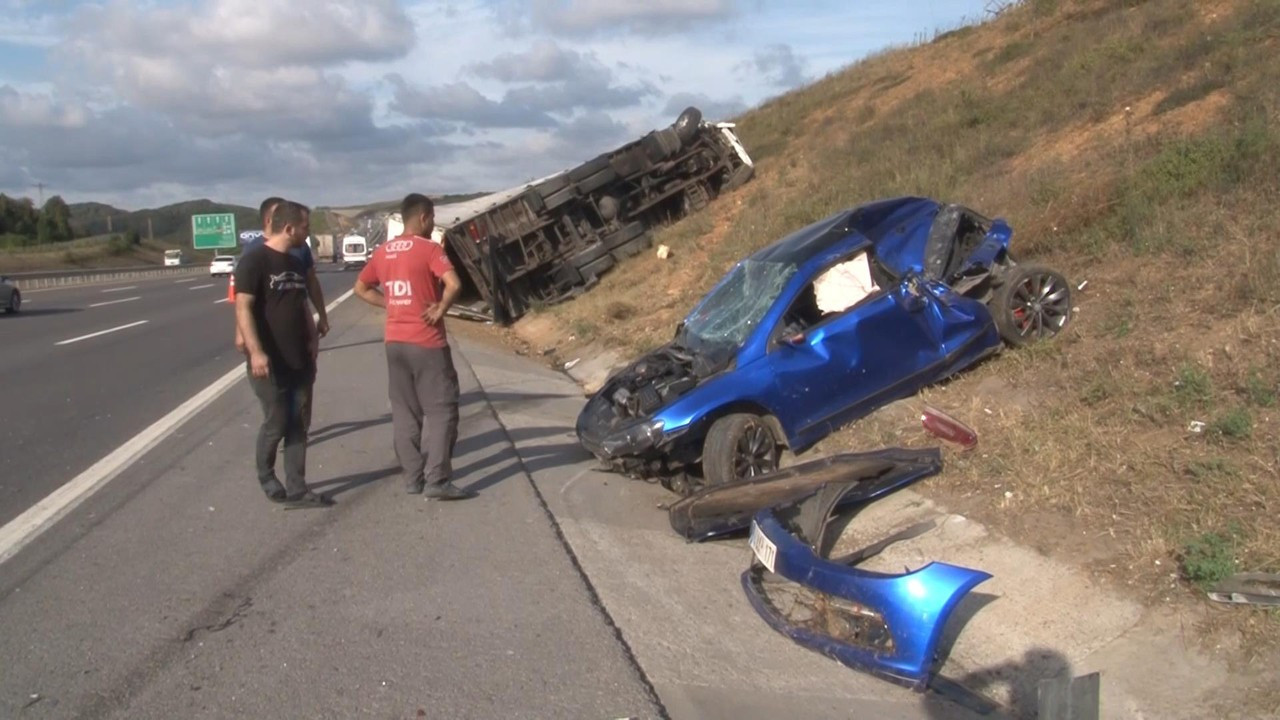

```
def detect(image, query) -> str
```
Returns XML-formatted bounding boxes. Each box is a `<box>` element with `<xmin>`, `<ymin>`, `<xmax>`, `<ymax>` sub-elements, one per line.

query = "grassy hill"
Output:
<box><xmin>523</xmin><ymin>0</ymin><xmax>1280</xmax><ymax>653</ymax></box>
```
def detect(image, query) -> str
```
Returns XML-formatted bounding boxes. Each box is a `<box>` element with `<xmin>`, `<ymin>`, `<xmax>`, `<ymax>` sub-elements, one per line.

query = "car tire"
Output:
<box><xmin>702</xmin><ymin>413</ymin><xmax>780</xmax><ymax>486</ymax></box>
<box><xmin>992</xmin><ymin>264</ymin><xmax>1072</xmax><ymax>347</ymax></box>
<box><xmin>5</xmin><ymin>290</ymin><xmax>19</xmax><ymax>314</ymax></box>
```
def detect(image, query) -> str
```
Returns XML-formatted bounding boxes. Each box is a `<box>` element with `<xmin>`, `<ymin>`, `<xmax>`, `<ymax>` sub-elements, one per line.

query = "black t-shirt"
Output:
<box><xmin>235</xmin><ymin>243</ymin><xmax>313</xmax><ymax>382</ymax></box>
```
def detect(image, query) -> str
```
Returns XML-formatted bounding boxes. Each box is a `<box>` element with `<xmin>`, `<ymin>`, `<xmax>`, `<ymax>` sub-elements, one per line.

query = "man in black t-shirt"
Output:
<box><xmin>234</xmin><ymin>200</ymin><xmax>332</xmax><ymax>508</ymax></box>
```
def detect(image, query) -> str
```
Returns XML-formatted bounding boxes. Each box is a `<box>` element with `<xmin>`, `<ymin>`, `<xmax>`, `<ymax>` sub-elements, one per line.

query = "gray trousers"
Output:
<box><xmin>248</xmin><ymin>371</ymin><xmax>313</xmax><ymax>498</ymax></box>
<box><xmin>386</xmin><ymin>343</ymin><xmax>460</xmax><ymax>491</ymax></box>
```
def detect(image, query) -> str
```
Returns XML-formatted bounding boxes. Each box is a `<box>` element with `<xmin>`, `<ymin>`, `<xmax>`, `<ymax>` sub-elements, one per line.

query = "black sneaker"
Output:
<box><xmin>423</xmin><ymin>482</ymin><xmax>476</xmax><ymax>501</ymax></box>
<box><xmin>266</xmin><ymin>488</ymin><xmax>288</xmax><ymax>503</ymax></box>
<box><xmin>283</xmin><ymin>491</ymin><xmax>335</xmax><ymax>509</ymax></box>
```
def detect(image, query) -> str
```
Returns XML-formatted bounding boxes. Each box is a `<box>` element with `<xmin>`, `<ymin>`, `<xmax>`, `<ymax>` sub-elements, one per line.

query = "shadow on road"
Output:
<box><xmin>1</xmin><ymin>308</ymin><xmax>82</xmax><ymax>319</ymax></box>
<box><xmin>924</xmin><ymin>646</ymin><xmax>1076</xmax><ymax>720</ymax></box>
<box><xmin>312</xmin><ymin>466</ymin><xmax>399</xmax><ymax>497</ymax></box>
<box><xmin>309</xmin><ymin>414</ymin><xmax>392</xmax><ymax>447</ymax></box>
<box><xmin>320</xmin><ymin>338</ymin><xmax>383</xmax><ymax>354</ymax></box>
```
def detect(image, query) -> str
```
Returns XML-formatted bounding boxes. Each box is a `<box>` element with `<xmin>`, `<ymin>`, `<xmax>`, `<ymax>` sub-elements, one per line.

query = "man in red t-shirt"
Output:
<box><xmin>354</xmin><ymin>193</ymin><xmax>472</xmax><ymax>500</ymax></box>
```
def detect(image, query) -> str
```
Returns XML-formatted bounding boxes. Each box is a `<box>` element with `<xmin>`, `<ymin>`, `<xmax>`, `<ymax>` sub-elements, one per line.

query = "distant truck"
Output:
<box><xmin>407</xmin><ymin>106</ymin><xmax>754</xmax><ymax>324</ymax></box>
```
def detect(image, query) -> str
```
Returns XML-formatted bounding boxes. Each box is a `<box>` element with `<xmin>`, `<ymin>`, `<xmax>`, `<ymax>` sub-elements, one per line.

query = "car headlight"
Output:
<box><xmin>600</xmin><ymin>418</ymin><xmax>666</xmax><ymax>459</ymax></box>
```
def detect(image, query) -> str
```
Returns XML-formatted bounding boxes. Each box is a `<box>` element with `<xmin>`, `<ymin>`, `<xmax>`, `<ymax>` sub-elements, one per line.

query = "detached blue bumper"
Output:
<box><xmin>742</xmin><ymin>509</ymin><xmax>991</xmax><ymax>689</ymax></box>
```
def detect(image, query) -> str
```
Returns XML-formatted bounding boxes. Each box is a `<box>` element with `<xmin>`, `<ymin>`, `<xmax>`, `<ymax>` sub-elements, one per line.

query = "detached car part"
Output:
<box><xmin>741</xmin><ymin>479</ymin><xmax>991</xmax><ymax>689</ymax></box>
<box><xmin>667</xmin><ymin>447</ymin><xmax>942</xmax><ymax>542</ymax></box>
<box><xmin>1207</xmin><ymin>573</ymin><xmax>1280</xmax><ymax>607</ymax></box>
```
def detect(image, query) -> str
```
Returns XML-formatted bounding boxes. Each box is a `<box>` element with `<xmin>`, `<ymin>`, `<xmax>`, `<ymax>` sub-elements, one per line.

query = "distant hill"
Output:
<box><xmin>68</xmin><ymin>199</ymin><xmax>258</xmax><ymax>245</ymax></box>
<box><xmin>68</xmin><ymin>192</ymin><xmax>493</xmax><ymax>244</ymax></box>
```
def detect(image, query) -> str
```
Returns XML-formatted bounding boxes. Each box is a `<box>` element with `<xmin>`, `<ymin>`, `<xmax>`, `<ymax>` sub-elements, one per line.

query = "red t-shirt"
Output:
<box><xmin>358</xmin><ymin>235</ymin><xmax>455</xmax><ymax>348</ymax></box>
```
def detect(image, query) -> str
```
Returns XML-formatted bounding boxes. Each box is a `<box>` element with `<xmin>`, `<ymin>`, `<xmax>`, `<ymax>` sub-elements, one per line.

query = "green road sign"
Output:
<box><xmin>192</xmin><ymin>213</ymin><xmax>237</xmax><ymax>249</ymax></box>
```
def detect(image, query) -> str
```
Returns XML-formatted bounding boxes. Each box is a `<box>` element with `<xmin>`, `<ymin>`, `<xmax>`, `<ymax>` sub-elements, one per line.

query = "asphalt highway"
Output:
<box><xmin>0</xmin><ymin>265</ymin><xmax>360</xmax><ymax>528</ymax></box>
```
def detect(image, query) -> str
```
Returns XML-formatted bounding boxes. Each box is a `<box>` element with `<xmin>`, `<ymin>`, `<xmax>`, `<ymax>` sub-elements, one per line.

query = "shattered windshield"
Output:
<box><xmin>679</xmin><ymin>259</ymin><xmax>797</xmax><ymax>359</ymax></box>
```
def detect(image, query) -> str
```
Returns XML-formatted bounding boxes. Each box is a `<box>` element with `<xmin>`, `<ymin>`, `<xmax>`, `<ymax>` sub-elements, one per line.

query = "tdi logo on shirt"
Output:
<box><xmin>387</xmin><ymin>280</ymin><xmax>413</xmax><ymax>306</ymax></box>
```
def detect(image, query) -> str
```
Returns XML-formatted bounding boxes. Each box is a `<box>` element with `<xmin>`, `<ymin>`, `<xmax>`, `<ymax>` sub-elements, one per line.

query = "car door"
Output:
<box><xmin>767</xmin><ymin>272</ymin><xmax>946</xmax><ymax>443</ymax></box>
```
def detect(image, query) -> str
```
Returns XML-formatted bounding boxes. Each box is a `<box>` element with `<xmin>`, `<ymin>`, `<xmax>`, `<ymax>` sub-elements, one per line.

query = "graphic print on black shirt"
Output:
<box><xmin>234</xmin><ymin>244</ymin><xmax>312</xmax><ymax>381</ymax></box>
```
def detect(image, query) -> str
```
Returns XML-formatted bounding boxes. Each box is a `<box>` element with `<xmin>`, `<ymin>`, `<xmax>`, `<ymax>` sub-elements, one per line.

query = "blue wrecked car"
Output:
<box><xmin>575</xmin><ymin>196</ymin><xmax>1072</xmax><ymax>494</ymax></box>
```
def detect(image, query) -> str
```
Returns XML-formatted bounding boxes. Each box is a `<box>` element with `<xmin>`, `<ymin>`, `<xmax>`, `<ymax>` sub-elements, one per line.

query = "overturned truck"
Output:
<box><xmin>427</xmin><ymin>107</ymin><xmax>755</xmax><ymax>323</ymax></box>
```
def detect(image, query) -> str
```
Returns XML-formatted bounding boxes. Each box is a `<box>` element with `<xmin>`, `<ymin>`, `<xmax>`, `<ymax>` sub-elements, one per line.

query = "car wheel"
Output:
<box><xmin>992</xmin><ymin>264</ymin><xmax>1072</xmax><ymax>347</ymax></box>
<box><xmin>5</xmin><ymin>290</ymin><xmax>19</xmax><ymax>314</ymax></box>
<box><xmin>702</xmin><ymin>413</ymin><xmax>780</xmax><ymax>486</ymax></box>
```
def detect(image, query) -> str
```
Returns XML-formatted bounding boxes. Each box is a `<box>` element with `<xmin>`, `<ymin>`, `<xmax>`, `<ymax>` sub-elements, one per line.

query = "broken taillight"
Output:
<box><xmin>920</xmin><ymin>405</ymin><xmax>978</xmax><ymax>450</ymax></box>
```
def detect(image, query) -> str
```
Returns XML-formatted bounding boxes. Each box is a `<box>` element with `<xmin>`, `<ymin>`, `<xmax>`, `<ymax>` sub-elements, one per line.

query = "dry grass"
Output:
<box><xmin>514</xmin><ymin>0</ymin><xmax>1280</xmax><ymax>660</ymax></box>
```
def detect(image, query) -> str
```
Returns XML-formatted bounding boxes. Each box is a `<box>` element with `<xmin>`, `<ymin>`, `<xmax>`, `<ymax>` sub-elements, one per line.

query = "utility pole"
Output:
<box><xmin>107</xmin><ymin>215</ymin><xmax>113</xmax><ymax>233</ymax></box>
<box><xmin>147</xmin><ymin>217</ymin><xmax>153</xmax><ymax>243</ymax></box>
<box><xmin>32</xmin><ymin>182</ymin><xmax>45</xmax><ymax>206</ymax></box>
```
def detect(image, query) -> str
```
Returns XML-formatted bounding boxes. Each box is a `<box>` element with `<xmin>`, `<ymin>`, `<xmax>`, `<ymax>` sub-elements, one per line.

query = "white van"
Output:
<box><xmin>163</xmin><ymin>248</ymin><xmax>184</xmax><ymax>266</ymax></box>
<box><xmin>341</xmin><ymin>235</ymin><xmax>369</xmax><ymax>269</ymax></box>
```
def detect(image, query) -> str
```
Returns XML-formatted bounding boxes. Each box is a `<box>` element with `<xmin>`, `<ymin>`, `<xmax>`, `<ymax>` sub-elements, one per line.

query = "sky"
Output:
<box><xmin>0</xmin><ymin>0</ymin><xmax>993</xmax><ymax>211</ymax></box>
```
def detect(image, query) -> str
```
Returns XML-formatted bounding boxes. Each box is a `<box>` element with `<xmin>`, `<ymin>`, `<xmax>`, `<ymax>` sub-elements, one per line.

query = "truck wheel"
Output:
<box><xmin>673</xmin><ymin>106</ymin><xmax>703</xmax><ymax>144</ymax></box>
<box><xmin>702</xmin><ymin>413</ymin><xmax>780</xmax><ymax>486</ymax></box>
<box><xmin>579</xmin><ymin>254</ymin><xmax>615</xmax><ymax>282</ymax></box>
<box><xmin>603</xmin><ymin>221</ymin><xmax>645</xmax><ymax>250</ymax></box>
<box><xmin>543</xmin><ymin>186</ymin><xmax>577</xmax><ymax>211</ymax></box>
<box><xmin>609</xmin><ymin>233</ymin><xmax>652</xmax><ymax>261</ymax></box>
<box><xmin>576</xmin><ymin>167</ymin><xmax>618</xmax><ymax>195</ymax></box>
<box><xmin>643</xmin><ymin>128</ymin><xmax>682</xmax><ymax>163</ymax></box>
<box><xmin>569</xmin><ymin>155</ymin><xmax>611</xmax><ymax>182</ymax></box>
<box><xmin>569</xmin><ymin>241</ymin><xmax>610</xmax><ymax>270</ymax></box>
<box><xmin>535</xmin><ymin>174</ymin><xmax>570</xmax><ymax>197</ymax></box>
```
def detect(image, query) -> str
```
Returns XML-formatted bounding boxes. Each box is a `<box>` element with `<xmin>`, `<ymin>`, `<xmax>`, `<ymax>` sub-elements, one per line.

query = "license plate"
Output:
<box><xmin>748</xmin><ymin>519</ymin><xmax>777</xmax><ymax>574</ymax></box>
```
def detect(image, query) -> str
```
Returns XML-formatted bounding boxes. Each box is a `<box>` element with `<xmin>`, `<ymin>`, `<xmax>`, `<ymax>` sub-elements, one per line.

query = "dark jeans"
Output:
<box><xmin>386</xmin><ymin>343</ymin><xmax>460</xmax><ymax>491</ymax></box>
<box><xmin>248</xmin><ymin>370</ymin><xmax>314</xmax><ymax>498</ymax></box>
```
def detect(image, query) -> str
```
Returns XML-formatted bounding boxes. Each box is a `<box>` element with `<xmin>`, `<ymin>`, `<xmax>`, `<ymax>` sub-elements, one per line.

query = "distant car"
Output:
<box><xmin>575</xmin><ymin>196</ymin><xmax>1073</xmax><ymax>495</ymax></box>
<box><xmin>210</xmin><ymin>255</ymin><xmax>237</xmax><ymax>277</ymax></box>
<box><xmin>1</xmin><ymin>275</ymin><xmax>20</xmax><ymax>314</ymax></box>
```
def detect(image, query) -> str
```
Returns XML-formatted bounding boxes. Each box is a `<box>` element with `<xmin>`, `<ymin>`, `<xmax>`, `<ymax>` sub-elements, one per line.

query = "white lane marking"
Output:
<box><xmin>89</xmin><ymin>296</ymin><xmax>142</xmax><ymax>308</ymax></box>
<box><xmin>214</xmin><ymin>298</ymin><xmax>230</xmax><ymax>304</ymax></box>
<box><xmin>174</xmin><ymin>278</ymin><xmax>198</xmax><ymax>284</ymax></box>
<box><xmin>101</xmin><ymin>285</ymin><xmax>138</xmax><ymax>293</ymax></box>
<box><xmin>54</xmin><ymin>320</ymin><xmax>150</xmax><ymax>346</ymax></box>
<box><xmin>0</xmin><ymin>288</ymin><xmax>355</xmax><ymax>566</ymax></box>
<box><xmin>188</xmin><ymin>283</ymin><xmax>216</xmax><ymax>290</ymax></box>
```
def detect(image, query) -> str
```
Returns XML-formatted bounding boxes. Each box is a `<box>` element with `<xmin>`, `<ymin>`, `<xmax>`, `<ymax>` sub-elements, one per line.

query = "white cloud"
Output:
<box><xmin>739</xmin><ymin>43</ymin><xmax>810</xmax><ymax>89</ymax></box>
<box><xmin>0</xmin><ymin>0</ymin><xmax>995</xmax><ymax>208</ymax></box>
<box><xmin>0</xmin><ymin>85</ymin><xmax>89</xmax><ymax>128</ymax></box>
<box><xmin>501</xmin><ymin>0</ymin><xmax>743</xmax><ymax>37</ymax></box>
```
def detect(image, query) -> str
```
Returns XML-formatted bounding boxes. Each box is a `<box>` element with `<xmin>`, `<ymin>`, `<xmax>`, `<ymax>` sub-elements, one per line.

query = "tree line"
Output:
<box><xmin>0</xmin><ymin>194</ymin><xmax>75</xmax><ymax>247</ymax></box>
